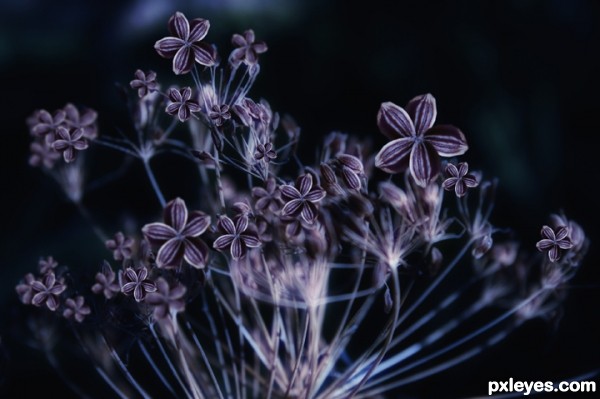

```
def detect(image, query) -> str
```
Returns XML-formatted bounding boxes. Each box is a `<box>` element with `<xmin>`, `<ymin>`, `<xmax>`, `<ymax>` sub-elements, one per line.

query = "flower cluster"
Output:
<box><xmin>15</xmin><ymin>11</ymin><xmax>589</xmax><ymax>399</ymax></box>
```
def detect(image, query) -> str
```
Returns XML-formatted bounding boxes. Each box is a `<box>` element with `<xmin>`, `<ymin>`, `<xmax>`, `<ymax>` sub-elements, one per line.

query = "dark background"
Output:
<box><xmin>1</xmin><ymin>0</ymin><xmax>599</xmax><ymax>397</ymax></box>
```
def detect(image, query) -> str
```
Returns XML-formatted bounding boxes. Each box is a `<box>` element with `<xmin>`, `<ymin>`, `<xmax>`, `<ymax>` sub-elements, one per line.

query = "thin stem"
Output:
<box><xmin>143</xmin><ymin>159</ymin><xmax>166</xmax><ymax>207</ymax></box>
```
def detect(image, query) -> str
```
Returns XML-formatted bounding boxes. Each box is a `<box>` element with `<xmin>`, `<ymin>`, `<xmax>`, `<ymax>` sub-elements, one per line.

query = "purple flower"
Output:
<box><xmin>254</xmin><ymin>142</ymin><xmax>277</xmax><ymax>162</ymax></box>
<box><xmin>166</xmin><ymin>87</ymin><xmax>201</xmax><ymax>122</ymax></box>
<box><xmin>142</xmin><ymin>198</ymin><xmax>211</xmax><ymax>269</ymax></box>
<box><xmin>154</xmin><ymin>12</ymin><xmax>216</xmax><ymax>75</ymax></box>
<box><xmin>230</xmin><ymin>30</ymin><xmax>268</xmax><ymax>67</ymax></box>
<box><xmin>62</xmin><ymin>296</ymin><xmax>91</xmax><ymax>323</ymax></box>
<box><xmin>119</xmin><ymin>267</ymin><xmax>157</xmax><ymax>302</ymax></box>
<box><xmin>30</xmin><ymin>273</ymin><xmax>67</xmax><ymax>311</ymax></box>
<box><xmin>375</xmin><ymin>94</ymin><xmax>469</xmax><ymax>187</ymax></box>
<box><xmin>337</xmin><ymin>154</ymin><xmax>364</xmax><ymax>191</ymax></box>
<box><xmin>145</xmin><ymin>277</ymin><xmax>187</xmax><ymax>320</ymax></box>
<box><xmin>252</xmin><ymin>178</ymin><xmax>281</xmax><ymax>212</ymax></box>
<box><xmin>63</xmin><ymin>103</ymin><xmax>98</xmax><ymax>140</ymax></box>
<box><xmin>442</xmin><ymin>162</ymin><xmax>479</xmax><ymax>197</ymax></box>
<box><xmin>31</xmin><ymin>109</ymin><xmax>66</xmax><ymax>140</ymax></box>
<box><xmin>15</xmin><ymin>273</ymin><xmax>36</xmax><ymax>305</ymax></box>
<box><xmin>536</xmin><ymin>225</ymin><xmax>573</xmax><ymax>263</ymax></box>
<box><xmin>105</xmin><ymin>232</ymin><xmax>135</xmax><ymax>261</ymax></box>
<box><xmin>91</xmin><ymin>261</ymin><xmax>121</xmax><ymax>299</ymax></box>
<box><xmin>130</xmin><ymin>69</ymin><xmax>158</xmax><ymax>98</ymax></box>
<box><xmin>209</xmin><ymin>104</ymin><xmax>231</xmax><ymax>127</ymax></box>
<box><xmin>29</xmin><ymin>140</ymin><xmax>60</xmax><ymax>169</ymax></box>
<box><xmin>280</xmin><ymin>174</ymin><xmax>326</xmax><ymax>224</ymax></box>
<box><xmin>51</xmin><ymin>126</ymin><xmax>89</xmax><ymax>163</ymax></box>
<box><xmin>38</xmin><ymin>256</ymin><xmax>58</xmax><ymax>274</ymax></box>
<box><xmin>213</xmin><ymin>215</ymin><xmax>261</xmax><ymax>260</ymax></box>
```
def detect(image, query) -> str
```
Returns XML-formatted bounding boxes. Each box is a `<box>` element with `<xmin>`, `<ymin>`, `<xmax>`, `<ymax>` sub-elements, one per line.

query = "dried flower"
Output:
<box><xmin>375</xmin><ymin>94</ymin><xmax>468</xmax><ymax>186</ymax></box>
<box><xmin>105</xmin><ymin>232</ymin><xmax>135</xmax><ymax>261</ymax></box>
<box><xmin>91</xmin><ymin>261</ymin><xmax>121</xmax><ymax>299</ymax></box>
<box><xmin>442</xmin><ymin>162</ymin><xmax>479</xmax><ymax>197</ymax></box>
<box><xmin>31</xmin><ymin>273</ymin><xmax>66</xmax><ymax>311</ymax></box>
<box><xmin>230</xmin><ymin>29</ymin><xmax>268</xmax><ymax>67</ymax></box>
<box><xmin>119</xmin><ymin>267</ymin><xmax>157</xmax><ymax>302</ymax></box>
<box><xmin>536</xmin><ymin>225</ymin><xmax>573</xmax><ymax>262</ymax></box>
<box><xmin>62</xmin><ymin>296</ymin><xmax>91</xmax><ymax>322</ymax></box>
<box><xmin>142</xmin><ymin>198</ymin><xmax>211</xmax><ymax>269</ymax></box>
<box><xmin>166</xmin><ymin>87</ymin><xmax>201</xmax><ymax>122</ymax></box>
<box><xmin>280</xmin><ymin>174</ymin><xmax>326</xmax><ymax>224</ymax></box>
<box><xmin>145</xmin><ymin>277</ymin><xmax>187</xmax><ymax>320</ymax></box>
<box><xmin>154</xmin><ymin>12</ymin><xmax>215</xmax><ymax>75</ymax></box>
<box><xmin>254</xmin><ymin>142</ymin><xmax>277</xmax><ymax>162</ymax></box>
<box><xmin>130</xmin><ymin>69</ymin><xmax>158</xmax><ymax>97</ymax></box>
<box><xmin>38</xmin><ymin>256</ymin><xmax>58</xmax><ymax>274</ymax></box>
<box><xmin>51</xmin><ymin>126</ymin><xmax>89</xmax><ymax>163</ymax></box>
<box><xmin>213</xmin><ymin>215</ymin><xmax>261</xmax><ymax>260</ymax></box>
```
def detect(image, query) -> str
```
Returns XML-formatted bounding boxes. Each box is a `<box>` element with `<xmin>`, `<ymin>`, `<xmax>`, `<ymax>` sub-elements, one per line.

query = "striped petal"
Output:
<box><xmin>409</xmin><ymin>142</ymin><xmax>440</xmax><ymax>187</ymax></box>
<box><xmin>375</xmin><ymin>137</ymin><xmax>414</xmax><ymax>174</ymax></box>
<box><xmin>377</xmin><ymin>102</ymin><xmax>415</xmax><ymax>139</ymax></box>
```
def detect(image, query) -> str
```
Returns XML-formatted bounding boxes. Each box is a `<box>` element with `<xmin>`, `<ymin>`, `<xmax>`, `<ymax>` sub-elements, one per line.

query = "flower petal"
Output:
<box><xmin>142</xmin><ymin>222</ymin><xmax>177</xmax><ymax>242</ymax></box>
<box><xmin>182</xmin><ymin>211</ymin><xmax>210</xmax><ymax>237</ymax></box>
<box><xmin>188</xmin><ymin>18</ymin><xmax>210</xmax><ymax>42</ymax></box>
<box><xmin>235</xmin><ymin>215</ymin><xmax>249</xmax><ymax>234</ymax></box>
<box><xmin>168</xmin><ymin>12</ymin><xmax>190</xmax><ymax>39</ymax></box>
<box><xmin>297</xmin><ymin>174</ymin><xmax>313</xmax><ymax>196</ymax></box>
<box><xmin>241</xmin><ymin>233</ymin><xmax>261</xmax><ymax>248</ymax></box>
<box><xmin>232</xmin><ymin>33</ymin><xmax>247</xmax><ymax>47</ymax></box>
<box><xmin>156</xmin><ymin>238</ymin><xmax>184</xmax><ymax>268</ymax></box>
<box><xmin>424</xmin><ymin>125</ymin><xmax>468</xmax><ymax>157</ymax></box>
<box><xmin>548</xmin><ymin>246</ymin><xmax>560</xmax><ymax>262</ymax></box>
<box><xmin>230</xmin><ymin>238</ymin><xmax>246</xmax><ymax>260</ymax></box>
<box><xmin>445</xmin><ymin>163</ymin><xmax>459</xmax><ymax>177</ymax></box>
<box><xmin>305</xmin><ymin>188</ymin><xmax>326</xmax><ymax>203</ymax></box>
<box><xmin>301</xmin><ymin>202</ymin><xmax>318</xmax><ymax>224</ymax></box>
<box><xmin>536</xmin><ymin>239</ymin><xmax>555</xmax><ymax>251</ymax></box>
<box><xmin>219</xmin><ymin>216</ymin><xmax>236</xmax><ymax>235</ymax></box>
<box><xmin>454</xmin><ymin>181</ymin><xmax>467</xmax><ymax>197</ymax></box>
<box><xmin>192</xmin><ymin>42</ymin><xmax>216</xmax><ymax>66</ymax></box>
<box><xmin>442</xmin><ymin>177</ymin><xmax>458</xmax><ymax>191</ymax></box>
<box><xmin>557</xmin><ymin>239</ymin><xmax>574</xmax><ymax>250</ymax></box>
<box><xmin>540</xmin><ymin>225</ymin><xmax>555</xmax><ymax>240</ymax></box>
<box><xmin>555</xmin><ymin>226</ymin><xmax>570</xmax><ymax>241</ymax></box>
<box><xmin>342</xmin><ymin>166</ymin><xmax>361</xmax><ymax>190</ymax></box>
<box><xmin>184</xmin><ymin>238</ymin><xmax>209</xmax><ymax>268</ymax></box>
<box><xmin>281</xmin><ymin>185</ymin><xmax>301</xmax><ymax>200</ymax></box>
<box><xmin>377</xmin><ymin>102</ymin><xmax>415</xmax><ymax>139</ymax></box>
<box><xmin>374</xmin><ymin>137</ymin><xmax>414</xmax><ymax>174</ymax></box>
<box><xmin>282</xmin><ymin>199</ymin><xmax>303</xmax><ymax>217</ymax></box>
<box><xmin>463</xmin><ymin>176</ymin><xmax>479</xmax><ymax>188</ymax></box>
<box><xmin>409</xmin><ymin>142</ymin><xmax>440</xmax><ymax>187</ymax></box>
<box><xmin>213</xmin><ymin>234</ymin><xmax>234</xmax><ymax>250</ymax></box>
<box><xmin>406</xmin><ymin>94</ymin><xmax>437</xmax><ymax>134</ymax></box>
<box><xmin>155</xmin><ymin>37</ymin><xmax>184</xmax><ymax>58</ymax></box>
<box><xmin>165</xmin><ymin>198</ymin><xmax>188</xmax><ymax>232</ymax></box>
<box><xmin>173</xmin><ymin>46</ymin><xmax>194</xmax><ymax>75</ymax></box>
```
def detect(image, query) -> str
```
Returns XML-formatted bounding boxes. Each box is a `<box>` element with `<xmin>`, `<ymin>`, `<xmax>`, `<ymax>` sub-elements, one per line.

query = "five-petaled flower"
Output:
<box><xmin>213</xmin><ymin>215</ymin><xmax>261</xmax><ymax>260</ymax></box>
<box><xmin>142</xmin><ymin>198</ymin><xmax>211</xmax><ymax>269</ymax></box>
<box><xmin>280</xmin><ymin>174</ymin><xmax>326</xmax><ymax>224</ymax></box>
<box><xmin>105</xmin><ymin>232</ymin><xmax>135</xmax><ymax>261</ymax></box>
<box><xmin>442</xmin><ymin>162</ymin><xmax>479</xmax><ymax>197</ymax></box>
<box><xmin>375</xmin><ymin>94</ymin><xmax>468</xmax><ymax>187</ymax></box>
<box><xmin>154</xmin><ymin>12</ymin><xmax>216</xmax><ymax>75</ymax></box>
<box><xmin>254</xmin><ymin>142</ymin><xmax>277</xmax><ymax>162</ymax></box>
<box><xmin>63</xmin><ymin>296</ymin><xmax>91</xmax><ymax>322</ymax></box>
<box><xmin>92</xmin><ymin>261</ymin><xmax>121</xmax><ymax>299</ymax></box>
<box><xmin>209</xmin><ymin>104</ymin><xmax>231</xmax><ymax>127</ymax></box>
<box><xmin>31</xmin><ymin>272</ymin><xmax>67</xmax><ymax>311</ymax></box>
<box><xmin>230</xmin><ymin>29</ymin><xmax>268</xmax><ymax>67</ymax></box>
<box><xmin>536</xmin><ymin>225</ymin><xmax>573</xmax><ymax>262</ymax></box>
<box><xmin>130</xmin><ymin>69</ymin><xmax>158</xmax><ymax>98</ymax></box>
<box><xmin>166</xmin><ymin>87</ymin><xmax>201</xmax><ymax>122</ymax></box>
<box><xmin>145</xmin><ymin>277</ymin><xmax>187</xmax><ymax>320</ymax></box>
<box><xmin>51</xmin><ymin>126</ymin><xmax>89</xmax><ymax>163</ymax></box>
<box><xmin>119</xmin><ymin>267</ymin><xmax>157</xmax><ymax>302</ymax></box>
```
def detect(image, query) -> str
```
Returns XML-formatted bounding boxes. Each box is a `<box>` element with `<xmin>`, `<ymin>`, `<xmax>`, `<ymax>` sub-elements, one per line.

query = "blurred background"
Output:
<box><xmin>1</xmin><ymin>0</ymin><xmax>599</xmax><ymax>397</ymax></box>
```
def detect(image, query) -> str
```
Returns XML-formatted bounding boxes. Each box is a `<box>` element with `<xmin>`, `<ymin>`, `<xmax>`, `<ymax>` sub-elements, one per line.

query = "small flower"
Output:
<box><xmin>31</xmin><ymin>109</ymin><xmax>66</xmax><ymax>140</ymax></box>
<box><xmin>166</xmin><ymin>87</ymin><xmax>201</xmax><ymax>122</ymax></box>
<box><xmin>337</xmin><ymin>154</ymin><xmax>364</xmax><ymax>190</ymax></box>
<box><xmin>130</xmin><ymin>69</ymin><xmax>158</xmax><ymax>98</ymax></box>
<box><xmin>252</xmin><ymin>178</ymin><xmax>281</xmax><ymax>212</ymax></box>
<box><xmin>230</xmin><ymin>29</ymin><xmax>268</xmax><ymax>67</ymax></box>
<box><xmin>209</xmin><ymin>104</ymin><xmax>231</xmax><ymax>127</ymax></box>
<box><xmin>63</xmin><ymin>103</ymin><xmax>98</xmax><ymax>140</ymax></box>
<box><xmin>62</xmin><ymin>296</ymin><xmax>91</xmax><ymax>322</ymax></box>
<box><xmin>51</xmin><ymin>126</ymin><xmax>89</xmax><ymax>163</ymax></box>
<box><xmin>105</xmin><ymin>232</ymin><xmax>135</xmax><ymax>261</ymax></box>
<box><xmin>15</xmin><ymin>273</ymin><xmax>36</xmax><ymax>305</ymax></box>
<box><xmin>233</xmin><ymin>97</ymin><xmax>262</xmax><ymax>126</ymax></box>
<box><xmin>119</xmin><ymin>267</ymin><xmax>157</xmax><ymax>302</ymax></box>
<box><xmin>38</xmin><ymin>256</ymin><xmax>58</xmax><ymax>274</ymax></box>
<box><xmin>142</xmin><ymin>198</ymin><xmax>211</xmax><ymax>269</ymax></box>
<box><xmin>91</xmin><ymin>261</ymin><xmax>121</xmax><ymax>299</ymax></box>
<box><xmin>145</xmin><ymin>277</ymin><xmax>187</xmax><ymax>320</ymax></box>
<box><xmin>154</xmin><ymin>12</ymin><xmax>216</xmax><ymax>75</ymax></box>
<box><xmin>31</xmin><ymin>273</ymin><xmax>67</xmax><ymax>311</ymax></box>
<box><xmin>442</xmin><ymin>162</ymin><xmax>479</xmax><ymax>197</ymax></box>
<box><xmin>536</xmin><ymin>225</ymin><xmax>573</xmax><ymax>262</ymax></box>
<box><xmin>213</xmin><ymin>215</ymin><xmax>261</xmax><ymax>260</ymax></box>
<box><xmin>29</xmin><ymin>140</ymin><xmax>60</xmax><ymax>169</ymax></box>
<box><xmin>254</xmin><ymin>142</ymin><xmax>277</xmax><ymax>162</ymax></box>
<box><xmin>280</xmin><ymin>174</ymin><xmax>326</xmax><ymax>224</ymax></box>
<box><xmin>375</xmin><ymin>94</ymin><xmax>469</xmax><ymax>187</ymax></box>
